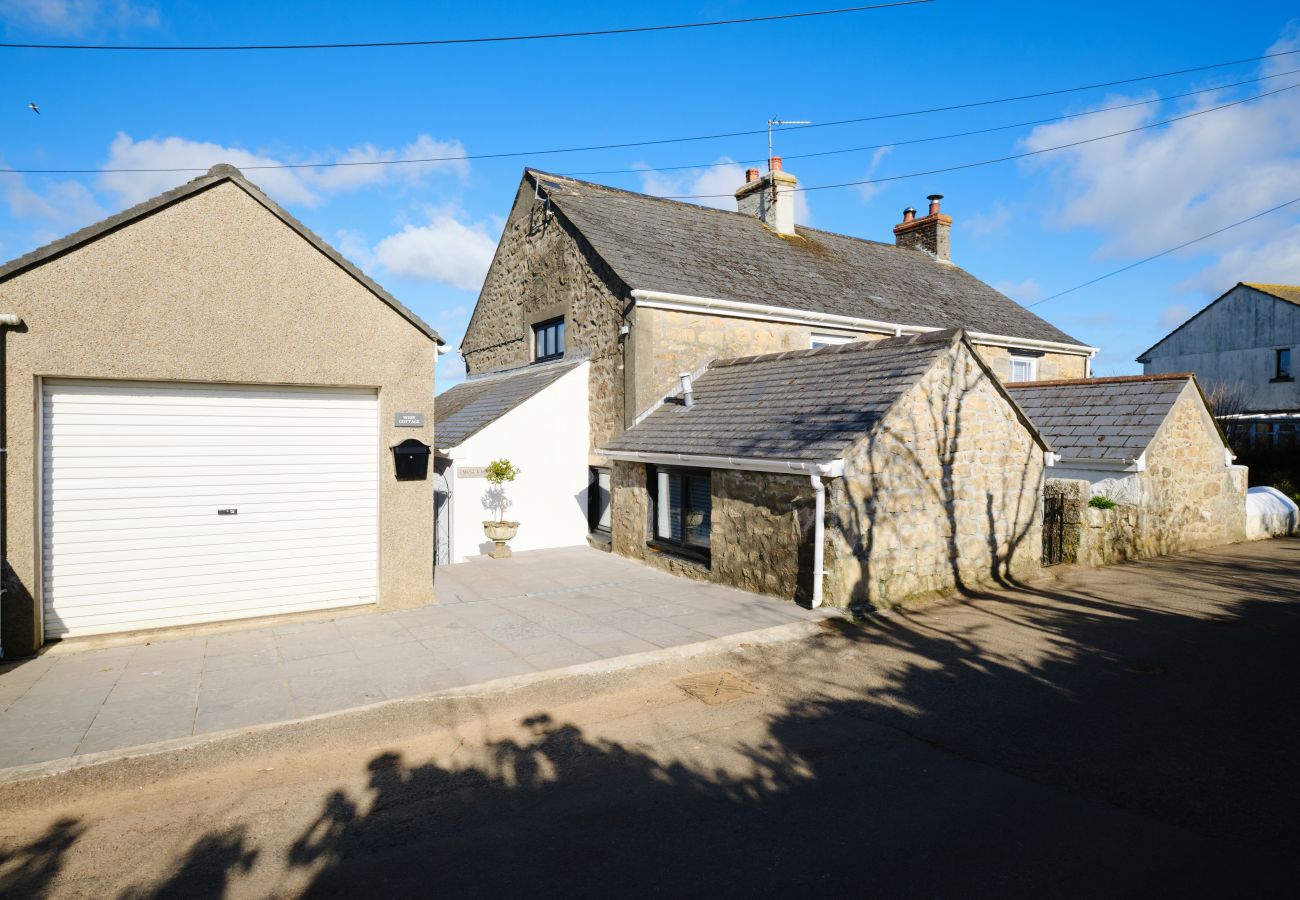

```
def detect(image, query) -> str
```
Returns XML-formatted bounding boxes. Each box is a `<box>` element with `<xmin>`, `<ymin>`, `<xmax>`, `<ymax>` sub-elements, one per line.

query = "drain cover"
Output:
<box><xmin>674</xmin><ymin>671</ymin><xmax>761</xmax><ymax>705</ymax></box>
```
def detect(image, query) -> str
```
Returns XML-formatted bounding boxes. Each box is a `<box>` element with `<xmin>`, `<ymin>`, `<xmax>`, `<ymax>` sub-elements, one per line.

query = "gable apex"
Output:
<box><xmin>0</xmin><ymin>164</ymin><xmax>442</xmax><ymax>344</ymax></box>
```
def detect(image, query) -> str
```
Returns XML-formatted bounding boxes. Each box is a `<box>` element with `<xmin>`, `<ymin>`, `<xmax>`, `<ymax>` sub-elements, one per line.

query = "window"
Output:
<box><xmin>1274</xmin><ymin>348</ymin><xmax>1292</xmax><ymax>381</ymax></box>
<box><xmin>1009</xmin><ymin>356</ymin><xmax>1037</xmax><ymax>383</ymax></box>
<box><xmin>532</xmin><ymin>318</ymin><xmax>564</xmax><ymax>362</ymax></box>
<box><xmin>648</xmin><ymin>466</ymin><xmax>711</xmax><ymax>560</ymax></box>
<box><xmin>810</xmin><ymin>333</ymin><xmax>856</xmax><ymax>350</ymax></box>
<box><xmin>588</xmin><ymin>467</ymin><xmax>611</xmax><ymax>533</ymax></box>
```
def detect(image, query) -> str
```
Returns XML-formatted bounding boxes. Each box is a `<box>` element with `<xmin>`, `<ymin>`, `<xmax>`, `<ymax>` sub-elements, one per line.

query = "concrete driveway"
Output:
<box><xmin>0</xmin><ymin>546</ymin><xmax>830</xmax><ymax>768</ymax></box>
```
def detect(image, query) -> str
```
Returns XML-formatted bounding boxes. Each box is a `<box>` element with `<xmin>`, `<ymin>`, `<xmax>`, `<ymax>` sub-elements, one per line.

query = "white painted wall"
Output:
<box><xmin>441</xmin><ymin>361</ymin><xmax>591</xmax><ymax>563</ymax></box>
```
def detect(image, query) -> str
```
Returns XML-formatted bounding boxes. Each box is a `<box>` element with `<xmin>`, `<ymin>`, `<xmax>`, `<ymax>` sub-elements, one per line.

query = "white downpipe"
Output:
<box><xmin>811</xmin><ymin>473</ymin><xmax>826</xmax><ymax>609</ymax></box>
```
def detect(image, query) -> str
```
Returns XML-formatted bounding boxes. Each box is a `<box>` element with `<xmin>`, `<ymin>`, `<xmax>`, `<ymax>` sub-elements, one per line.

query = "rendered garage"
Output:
<box><xmin>0</xmin><ymin>164</ymin><xmax>442</xmax><ymax>656</ymax></box>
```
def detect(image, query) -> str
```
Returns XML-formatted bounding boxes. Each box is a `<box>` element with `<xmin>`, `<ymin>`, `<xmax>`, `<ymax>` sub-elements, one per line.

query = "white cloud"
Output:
<box><xmin>2</xmin><ymin>170</ymin><xmax>104</xmax><ymax>227</ymax></box>
<box><xmin>966</xmin><ymin>203</ymin><xmax>1013</xmax><ymax>238</ymax></box>
<box><xmin>98</xmin><ymin>132</ymin><xmax>468</xmax><ymax>210</ymax></box>
<box><xmin>637</xmin><ymin>156</ymin><xmax>812</xmax><ymax>223</ymax></box>
<box><xmin>993</xmin><ymin>278</ymin><xmax>1043</xmax><ymax>304</ymax></box>
<box><xmin>1158</xmin><ymin>303</ymin><xmax>1192</xmax><ymax>328</ymax></box>
<box><xmin>1021</xmin><ymin>27</ymin><xmax>1300</xmax><ymax>290</ymax></box>
<box><xmin>373</xmin><ymin>210</ymin><xmax>497</xmax><ymax>291</ymax></box>
<box><xmin>334</xmin><ymin>228</ymin><xmax>376</xmax><ymax>270</ymax></box>
<box><xmin>855</xmin><ymin>146</ymin><xmax>894</xmax><ymax>204</ymax></box>
<box><xmin>305</xmin><ymin>135</ymin><xmax>469</xmax><ymax>194</ymax></box>
<box><xmin>0</xmin><ymin>0</ymin><xmax>157</xmax><ymax>35</ymax></box>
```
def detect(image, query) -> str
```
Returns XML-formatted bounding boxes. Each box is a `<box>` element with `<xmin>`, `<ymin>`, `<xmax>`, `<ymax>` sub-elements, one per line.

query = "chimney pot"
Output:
<box><xmin>679</xmin><ymin>372</ymin><xmax>695</xmax><ymax>409</ymax></box>
<box><xmin>927</xmin><ymin>193</ymin><xmax>943</xmax><ymax>216</ymax></box>
<box><xmin>770</xmin><ymin>156</ymin><xmax>783</xmax><ymax>173</ymax></box>
<box><xmin>902</xmin><ymin>207</ymin><xmax>916</xmax><ymax>223</ymax></box>
<box><xmin>745</xmin><ymin>167</ymin><xmax>760</xmax><ymax>183</ymax></box>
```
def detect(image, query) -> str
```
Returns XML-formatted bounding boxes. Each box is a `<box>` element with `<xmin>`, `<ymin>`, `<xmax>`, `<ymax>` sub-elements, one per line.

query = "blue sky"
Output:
<box><xmin>2</xmin><ymin>0</ymin><xmax>1298</xmax><ymax>384</ymax></box>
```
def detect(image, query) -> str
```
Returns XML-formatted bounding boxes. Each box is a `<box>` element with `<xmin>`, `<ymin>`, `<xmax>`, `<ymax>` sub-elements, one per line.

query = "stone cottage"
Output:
<box><xmin>600</xmin><ymin>331</ymin><xmax>1052</xmax><ymax>609</ymax></box>
<box><xmin>453</xmin><ymin>160</ymin><xmax>1094</xmax><ymax>561</ymax></box>
<box><xmin>1007</xmin><ymin>374</ymin><xmax>1246</xmax><ymax>564</ymax></box>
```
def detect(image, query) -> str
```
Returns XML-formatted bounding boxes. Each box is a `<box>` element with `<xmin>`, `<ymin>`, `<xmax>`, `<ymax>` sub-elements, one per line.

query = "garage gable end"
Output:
<box><xmin>0</xmin><ymin>164</ymin><xmax>442</xmax><ymax>345</ymax></box>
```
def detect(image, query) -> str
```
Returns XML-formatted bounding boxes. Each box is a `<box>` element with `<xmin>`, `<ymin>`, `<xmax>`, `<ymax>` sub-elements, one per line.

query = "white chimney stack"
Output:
<box><xmin>735</xmin><ymin>156</ymin><xmax>798</xmax><ymax>236</ymax></box>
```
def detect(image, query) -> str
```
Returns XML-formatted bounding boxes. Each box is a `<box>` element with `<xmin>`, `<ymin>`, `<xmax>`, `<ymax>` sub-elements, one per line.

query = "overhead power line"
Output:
<box><xmin>0</xmin><ymin>2</ymin><xmax>934</xmax><ymax>51</ymax></box>
<box><xmin>2</xmin><ymin>48</ymin><xmax>1299</xmax><ymax>177</ymax></box>
<box><xmin>660</xmin><ymin>81</ymin><xmax>1300</xmax><ymax>197</ymax></box>
<box><xmin>1028</xmin><ymin>198</ymin><xmax>1300</xmax><ymax>308</ymax></box>
<box><xmin>563</xmin><ymin>67</ymin><xmax>1300</xmax><ymax>176</ymax></box>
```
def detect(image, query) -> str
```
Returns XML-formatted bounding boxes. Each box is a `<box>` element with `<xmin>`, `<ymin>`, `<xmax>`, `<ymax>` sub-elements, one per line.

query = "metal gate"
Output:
<box><xmin>1042</xmin><ymin>491</ymin><xmax>1066</xmax><ymax>566</ymax></box>
<box><xmin>434</xmin><ymin>470</ymin><xmax>452</xmax><ymax>566</ymax></box>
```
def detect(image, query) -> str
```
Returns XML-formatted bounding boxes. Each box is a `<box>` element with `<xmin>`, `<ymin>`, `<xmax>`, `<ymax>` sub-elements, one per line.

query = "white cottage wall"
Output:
<box><xmin>444</xmin><ymin>362</ymin><xmax>591</xmax><ymax>563</ymax></box>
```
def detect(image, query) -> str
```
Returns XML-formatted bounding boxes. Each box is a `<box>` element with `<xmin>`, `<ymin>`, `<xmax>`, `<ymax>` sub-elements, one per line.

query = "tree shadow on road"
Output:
<box><xmin>7</xmin><ymin>541</ymin><xmax>1300</xmax><ymax>898</ymax></box>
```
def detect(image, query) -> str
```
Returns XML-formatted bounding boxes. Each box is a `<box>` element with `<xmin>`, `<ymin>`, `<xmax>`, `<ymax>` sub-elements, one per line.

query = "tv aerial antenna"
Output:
<box><xmin>766</xmin><ymin>118</ymin><xmax>810</xmax><ymax>202</ymax></box>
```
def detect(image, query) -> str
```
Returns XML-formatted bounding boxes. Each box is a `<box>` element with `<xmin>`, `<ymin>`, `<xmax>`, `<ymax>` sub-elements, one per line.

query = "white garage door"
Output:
<box><xmin>41</xmin><ymin>379</ymin><xmax>379</xmax><ymax>639</ymax></box>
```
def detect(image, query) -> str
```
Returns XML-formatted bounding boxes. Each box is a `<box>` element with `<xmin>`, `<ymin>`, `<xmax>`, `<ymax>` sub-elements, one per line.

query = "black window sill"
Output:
<box><xmin>647</xmin><ymin>539</ymin><xmax>711</xmax><ymax>568</ymax></box>
<box><xmin>534</xmin><ymin>354</ymin><xmax>564</xmax><ymax>364</ymax></box>
<box><xmin>1270</xmin><ymin>376</ymin><xmax>1294</xmax><ymax>383</ymax></box>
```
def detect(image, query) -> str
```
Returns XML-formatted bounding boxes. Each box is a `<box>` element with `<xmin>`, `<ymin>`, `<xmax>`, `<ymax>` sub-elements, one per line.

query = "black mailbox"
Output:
<box><xmin>392</xmin><ymin>439</ymin><xmax>431</xmax><ymax>481</ymax></box>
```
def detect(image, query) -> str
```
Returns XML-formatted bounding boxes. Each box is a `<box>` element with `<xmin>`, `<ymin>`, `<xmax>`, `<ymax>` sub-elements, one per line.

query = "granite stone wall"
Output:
<box><xmin>1042</xmin><ymin>392</ymin><xmax>1246</xmax><ymax>567</ymax></box>
<box><xmin>824</xmin><ymin>342</ymin><xmax>1046</xmax><ymax>608</ymax></box>
<box><xmin>630</xmin><ymin>308</ymin><xmax>1090</xmax><ymax>420</ymax></box>
<box><xmin>1140</xmin><ymin>387</ymin><xmax>1247</xmax><ymax>552</ymax></box>
<box><xmin>461</xmin><ymin>183</ymin><xmax>628</xmax><ymax>454</ymax></box>
<box><xmin>977</xmin><ymin>344</ymin><xmax>1088</xmax><ymax>382</ymax></box>
<box><xmin>629</xmin><ymin>307</ymin><xmax>886</xmax><ymax>418</ymax></box>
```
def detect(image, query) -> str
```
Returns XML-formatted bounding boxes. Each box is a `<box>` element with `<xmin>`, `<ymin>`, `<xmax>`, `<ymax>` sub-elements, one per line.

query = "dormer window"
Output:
<box><xmin>533</xmin><ymin>317</ymin><xmax>564</xmax><ymax>362</ymax></box>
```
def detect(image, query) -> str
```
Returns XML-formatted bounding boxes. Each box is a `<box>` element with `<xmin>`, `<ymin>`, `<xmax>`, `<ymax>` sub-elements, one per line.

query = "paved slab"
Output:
<box><xmin>0</xmin><ymin>546</ymin><xmax>831</xmax><ymax>768</ymax></box>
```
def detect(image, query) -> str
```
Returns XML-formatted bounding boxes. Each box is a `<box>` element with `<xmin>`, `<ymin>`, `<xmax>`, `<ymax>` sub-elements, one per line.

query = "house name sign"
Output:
<box><xmin>457</xmin><ymin>466</ymin><xmax>487</xmax><ymax>479</ymax></box>
<box><xmin>394</xmin><ymin>412</ymin><xmax>425</xmax><ymax>428</ymax></box>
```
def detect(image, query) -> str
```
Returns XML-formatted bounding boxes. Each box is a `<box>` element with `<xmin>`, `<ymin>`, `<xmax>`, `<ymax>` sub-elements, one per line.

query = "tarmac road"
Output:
<box><xmin>2</xmin><ymin>538</ymin><xmax>1298</xmax><ymax>898</ymax></box>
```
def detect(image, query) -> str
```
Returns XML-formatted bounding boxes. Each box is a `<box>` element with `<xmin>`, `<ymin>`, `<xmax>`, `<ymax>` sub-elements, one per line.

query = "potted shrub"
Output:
<box><xmin>482</xmin><ymin>458</ymin><xmax>522</xmax><ymax>559</ymax></box>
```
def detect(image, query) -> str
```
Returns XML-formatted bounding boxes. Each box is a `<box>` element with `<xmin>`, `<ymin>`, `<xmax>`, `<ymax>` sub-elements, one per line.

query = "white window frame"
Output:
<box><xmin>1009</xmin><ymin>356</ymin><xmax>1038</xmax><ymax>383</ymax></box>
<box><xmin>810</xmin><ymin>333</ymin><xmax>856</xmax><ymax>350</ymax></box>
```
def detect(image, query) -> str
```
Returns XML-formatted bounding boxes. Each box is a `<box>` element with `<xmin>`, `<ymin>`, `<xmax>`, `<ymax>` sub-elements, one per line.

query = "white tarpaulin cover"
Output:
<box><xmin>1246</xmin><ymin>486</ymin><xmax>1298</xmax><ymax>540</ymax></box>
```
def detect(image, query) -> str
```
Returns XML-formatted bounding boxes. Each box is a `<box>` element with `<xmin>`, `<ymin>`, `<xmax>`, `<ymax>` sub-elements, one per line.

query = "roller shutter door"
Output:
<box><xmin>41</xmin><ymin>380</ymin><xmax>379</xmax><ymax>638</ymax></box>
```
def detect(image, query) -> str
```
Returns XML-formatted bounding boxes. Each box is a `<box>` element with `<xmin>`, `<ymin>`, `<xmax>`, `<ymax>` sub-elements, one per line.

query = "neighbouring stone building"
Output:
<box><xmin>600</xmin><ymin>331</ymin><xmax>1052</xmax><ymax>609</ymax></box>
<box><xmin>453</xmin><ymin>159</ymin><xmax>1095</xmax><ymax>566</ymax></box>
<box><xmin>1008</xmin><ymin>374</ymin><xmax>1246</xmax><ymax>565</ymax></box>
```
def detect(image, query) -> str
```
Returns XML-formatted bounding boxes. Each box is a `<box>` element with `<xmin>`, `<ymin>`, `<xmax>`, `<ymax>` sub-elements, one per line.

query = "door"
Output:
<box><xmin>41</xmin><ymin>379</ymin><xmax>379</xmax><ymax>638</ymax></box>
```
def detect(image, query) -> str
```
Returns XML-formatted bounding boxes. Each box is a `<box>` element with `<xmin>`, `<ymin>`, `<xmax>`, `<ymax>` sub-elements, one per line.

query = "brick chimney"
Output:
<box><xmin>893</xmin><ymin>194</ymin><xmax>952</xmax><ymax>263</ymax></box>
<box><xmin>735</xmin><ymin>157</ymin><xmax>798</xmax><ymax>236</ymax></box>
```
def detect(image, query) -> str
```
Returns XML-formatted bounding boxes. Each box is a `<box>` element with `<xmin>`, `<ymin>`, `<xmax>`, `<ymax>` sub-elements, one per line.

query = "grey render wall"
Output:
<box><xmin>1140</xmin><ymin>285</ymin><xmax>1300</xmax><ymax>411</ymax></box>
<box><xmin>0</xmin><ymin>182</ymin><xmax>437</xmax><ymax>655</ymax></box>
<box><xmin>461</xmin><ymin>182</ymin><xmax>627</xmax><ymax>457</ymax></box>
<box><xmin>824</xmin><ymin>340</ymin><xmax>1045</xmax><ymax>608</ymax></box>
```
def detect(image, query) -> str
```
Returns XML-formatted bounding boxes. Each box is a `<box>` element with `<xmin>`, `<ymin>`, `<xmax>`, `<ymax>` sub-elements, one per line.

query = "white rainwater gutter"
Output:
<box><xmin>600</xmin><ymin>449</ymin><xmax>843</xmax><ymax>608</ymax></box>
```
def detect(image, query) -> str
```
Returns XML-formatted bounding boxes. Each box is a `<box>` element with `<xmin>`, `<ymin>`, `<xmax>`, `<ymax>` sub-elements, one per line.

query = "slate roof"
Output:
<box><xmin>528</xmin><ymin>170</ymin><xmax>1086</xmax><ymax>348</ymax></box>
<box><xmin>434</xmin><ymin>357</ymin><xmax>585</xmax><ymax>449</ymax></box>
<box><xmin>0</xmin><ymin>164</ymin><xmax>442</xmax><ymax>344</ymax></box>
<box><xmin>604</xmin><ymin>330</ymin><xmax>1043</xmax><ymax>462</ymax></box>
<box><xmin>1005</xmin><ymin>374</ymin><xmax>1194</xmax><ymax>462</ymax></box>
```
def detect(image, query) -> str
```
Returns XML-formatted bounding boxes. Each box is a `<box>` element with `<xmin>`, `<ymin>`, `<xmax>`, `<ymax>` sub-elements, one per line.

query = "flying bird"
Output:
<box><xmin>27</xmin><ymin>102</ymin><xmax>39</xmax><ymax>115</ymax></box>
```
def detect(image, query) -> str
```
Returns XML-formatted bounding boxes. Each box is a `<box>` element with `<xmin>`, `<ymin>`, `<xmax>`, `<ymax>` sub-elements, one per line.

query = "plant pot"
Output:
<box><xmin>483</xmin><ymin>521</ymin><xmax>520</xmax><ymax>559</ymax></box>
